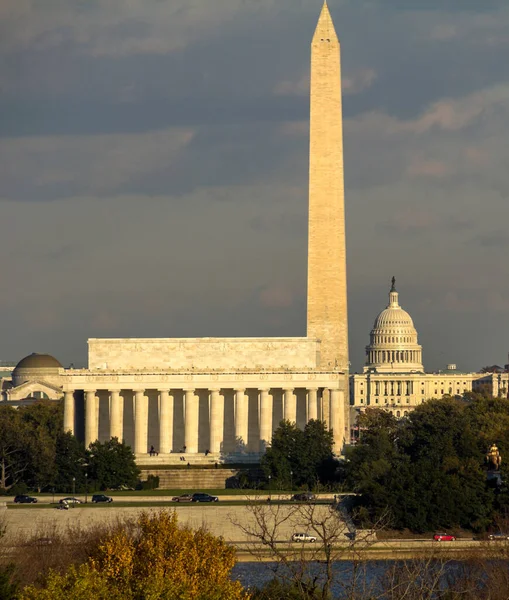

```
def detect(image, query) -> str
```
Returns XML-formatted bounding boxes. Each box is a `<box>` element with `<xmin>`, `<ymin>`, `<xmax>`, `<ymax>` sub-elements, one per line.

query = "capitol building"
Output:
<box><xmin>350</xmin><ymin>279</ymin><xmax>509</xmax><ymax>433</ymax></box>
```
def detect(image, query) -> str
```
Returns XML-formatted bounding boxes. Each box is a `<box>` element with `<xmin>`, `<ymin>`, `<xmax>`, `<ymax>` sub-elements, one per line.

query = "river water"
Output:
<box><xmin>231</xmin><ymin>561</ymin><xmax>393</xmax><ymax>598</ymax></box>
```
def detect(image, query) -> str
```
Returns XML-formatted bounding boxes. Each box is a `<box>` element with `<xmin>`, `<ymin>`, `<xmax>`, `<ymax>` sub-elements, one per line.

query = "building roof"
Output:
<box><xmin>14</xmin><ymin>353</ymin><xmax>62</xmax><ymax>370</ymax></box>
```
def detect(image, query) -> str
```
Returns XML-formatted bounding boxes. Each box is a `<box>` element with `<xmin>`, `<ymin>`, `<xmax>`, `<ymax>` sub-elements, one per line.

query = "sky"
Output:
<box><xmin>1</xmin><ymin>0</ymin><xmax>509</xmax><ymax>372</ymax></box>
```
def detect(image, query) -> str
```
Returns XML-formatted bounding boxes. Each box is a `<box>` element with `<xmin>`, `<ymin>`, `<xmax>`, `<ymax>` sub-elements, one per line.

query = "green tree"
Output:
<box><xmin>346</xmin><ymin>401</ymin><xmax>494</xmax><ymax>532</ymax></box>
<box><xmin>262</xmin><ymin>420</ymin><xmax>336</xmax><ymax>489</ymax></box>
<box><xmin>0</xmin><ymin>407</ymin><xmax>31</xmax><ymax>490</ymax></box>
<box><xmin>87</xmin><ymin>438</ymin><xmax>139</xmax><ymax>490</ymax></box>
<box><xmin>54</xmin><ymin>432</ymin><xmax>88</xmax><ymax>493</ymax></box>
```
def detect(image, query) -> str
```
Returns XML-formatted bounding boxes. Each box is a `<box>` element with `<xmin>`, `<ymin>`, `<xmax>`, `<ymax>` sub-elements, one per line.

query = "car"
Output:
<box><xmin>191</xmin><ymin>493</ymin><xmax>219</xmax><ymax>503</ymax></box>
<box><xmin>292</xmin><ymin>532</ymin><xmax>317</xmax><ymax>543</ymax></box>
<box><xmin>172</xmin><ymin>494</ymin><xmax>193</xmax><ymax>502</ymax></box>
<box><xmin>91</xmin><ymin>494</ymin><xmax>113</xmax><ymax>503</ymax></box>
<box><xmin>59</xmin><ymin>497</ymin><xmax>82</xmax><ymax>505</ymax></box>
<box><xmin>488</xmin><ymin>533</ymin><xmax>509</xmax><ymax>541</ymax></box>
<box><xmin>291</xmin><ymin>493</ymin><xmax>316</xmax><ymax>502</ymax></box>
<box><xmin>14</xmin><ymin>495</ymin><xmax>38</xmax><ymax>504</ymax></box>
<box><xmin>32</xmin><ymin>537</ymin><xmax>53</xmax><ymax>546</ymax></box>
<box><xmin>433</xmin><ymin>533</ymin><xmax>456</xmax><ymax>542</ymax></box>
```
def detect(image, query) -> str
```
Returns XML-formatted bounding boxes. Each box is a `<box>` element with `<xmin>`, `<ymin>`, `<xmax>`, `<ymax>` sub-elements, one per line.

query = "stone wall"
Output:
<box><xmin>88</xmin><ymin>338</ymin><xmax>319</xmax><ymax>371</ymax></box>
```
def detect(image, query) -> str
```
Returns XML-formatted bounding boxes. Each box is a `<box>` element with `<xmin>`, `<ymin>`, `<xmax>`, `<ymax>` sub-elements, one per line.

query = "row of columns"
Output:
<box><xmin>64</xmin><ymin>386</ymin><xmax>344</xmax><ymax>455</ymax></box>
<box><xmin>373</xmin><ymin>380</ymin><xmax>414</xmax><ymax>397</ymax></box>
<box><xmin>369</xmin><ymin>350</ymin><xmax>421</xmax><ymax>364</ymax></box>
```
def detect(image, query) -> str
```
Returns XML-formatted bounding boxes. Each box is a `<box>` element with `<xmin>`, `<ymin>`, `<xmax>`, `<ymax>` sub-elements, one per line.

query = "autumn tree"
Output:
<box><xmin>20</xmin><ymin>511</ymin><xmax>249</xmax><ymax>600</ymax></box>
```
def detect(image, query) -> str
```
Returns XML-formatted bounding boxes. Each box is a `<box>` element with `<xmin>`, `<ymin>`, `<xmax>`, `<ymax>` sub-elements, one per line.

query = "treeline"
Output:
<box><xmin>344</xmin><ymin>396</ymin><xmax>509</xmax><ymax>532</ymax></box>
<box><xmin>0</xmin><ymin>402</ymin><xmax>139</xmax><ymax>493</ymax></box>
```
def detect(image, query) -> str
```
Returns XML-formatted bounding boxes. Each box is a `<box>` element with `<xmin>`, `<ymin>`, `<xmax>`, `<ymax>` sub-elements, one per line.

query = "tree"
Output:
<box><xmin>0</xmin><ymin>401</ymin><xmax>64</xmax><ymax>491</ymax></box>
<box><xmin>0</xmin><ymin>407</ymin><xmax>32</xmax><ymax>490</ymax></box>
<box><xmin>20</xmin><ymin>511</ymin><xmax>249</xmax><ymax>600</ymax></box>
<box><xmin>262</xmin><ymin>420</ymin><xmax>337</xmax><ymax>490</ymax></box>
<box><xmin>346</xmin><ymin>400</ymin><xmax>494</xmax><ymax>532</ymax></box>
<box><xmin>230</xmin><ymin>499</ymin><xmax>384</xmax><ymax>600</ymax></box>
<box><xmin>87</xmin><ymin>438</ymin><xmax>139</xmax><ymax>490</ymax></box>
<box><xmin>54</xmin><ymin>432</ymin><xmax>88</xmax><ymax>493</ymax></box>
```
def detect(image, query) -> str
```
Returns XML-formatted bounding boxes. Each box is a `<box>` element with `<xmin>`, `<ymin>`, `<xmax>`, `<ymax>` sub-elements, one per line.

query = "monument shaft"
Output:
<box><xmin>307</xmin><ymin>2</ymin><xmax>349</xmax><ymax>373</ymax></box>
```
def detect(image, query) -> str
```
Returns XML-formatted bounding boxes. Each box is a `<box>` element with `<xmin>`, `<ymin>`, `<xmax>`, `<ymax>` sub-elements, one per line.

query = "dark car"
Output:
<box><xmin>14</xmin><ymin>495</ymin><xmax>38</xmax><ymax>504</ymax></box>
<box><xmin>172</xmin><ymin>494</ymin><xmax>193</xmax><ymax>503</ymax></box>
<box><xmin>291</xmin><ymin>492</ymin><xmax>316</xmax><ymax>502</ymax></box>
<box><xmin>191</xmin><ymin>493</ymin><xmax>219</xmax><ymax>503</ymax></box>
<box><xmin>91</xmin><ymin>494</ymin><xmax>113</xmax><ymax>503</ymax></box>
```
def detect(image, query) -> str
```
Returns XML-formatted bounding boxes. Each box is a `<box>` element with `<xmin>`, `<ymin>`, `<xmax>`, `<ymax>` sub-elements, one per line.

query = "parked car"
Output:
<box><xmin>433</xmin><ymin>533</ymin><xmax>456</xmax><ymax>541</ymax></box>
<box><xmin>292</xmin><ymin>532</ymin><xmax>317</xmax><ymax>543</ymax></box>
<box><xmin>172</xmin><ymin>494</ymin><xmax>193</xmax><ymax>502</ymax></box>
<box><xmin>291</xmin><ymin>493</ymin><xmax>316</xmax><ymax>502</ymax></box>
<box><xmin>91</xmin><ymin>494</ymin><xmax>113</xmax><ymax>503</ymax></box>
<box><xmin>191</xmin><ymin>493</ymin><xmax>219</xmax><ymax>503</ymax></box>
<box><xmin>59</xmin><ymin>497</ymin><xmax>82</xmax><ymax>505</ymax></box>
<box><xmin>488</xmin><ymin>533</ymin><xmax>509</xmax><ymax>541</ymax></box>
<box><xmin>14</xmin><ymin>495</ymin><xmax>38</xmax><ymax>504</ymax></box>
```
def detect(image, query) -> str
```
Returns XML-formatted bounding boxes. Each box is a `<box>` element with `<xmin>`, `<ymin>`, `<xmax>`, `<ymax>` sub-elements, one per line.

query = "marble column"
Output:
<box><xmin>330</xmin><ymin>389</ymin><xmax>345</xmax><ymax>452</ymax></box>
<box><xmin>259</xmin><ymin>388</ymin><xmax>272</xmax><ymax>452</ymax></box>
<box><xmin>283</xmin><ymin>388</ymin><xmax>296</xmax><ymax>423</ymax></box>
<box><xmin>307</xmin><ymin>388</ymin><xmax>318</xmax><ymax>422</ymax></box>
<box><xmin>209</xmin><ymin>389</ymin><xmax>223</xmax><ymax>454</ymax></box>
<box><xmin>184</xmin><ymin>388</ymin><xmax>198</xmax><ymax>453</ymax></box>
<box><xmin>63</xmin><ymin>390</ymin><xmax>75</xmax><ymax>434</ymax></box>
<box><xmin>84</xmin><ymin>390</ymin><xmax>98</xmax><ymax>448</ymax></box>
<box><xmin>234</xmin><ymin>388</ymin><xmax>248</xmax><ymax>450</ymax></box>
<box><xmin>134</xmin><ymin>389</ymin><xmax>148</xmax><ymax>454</ymax></box>
<box><xmin>159</xmin><ymin>389</ymin><xmax>173</xmax><ymax>454</ymax></box>
<box><xmin>109</xmin><ymin>390</ymin><xmax>122</xmax><ymax>440</ymax></box>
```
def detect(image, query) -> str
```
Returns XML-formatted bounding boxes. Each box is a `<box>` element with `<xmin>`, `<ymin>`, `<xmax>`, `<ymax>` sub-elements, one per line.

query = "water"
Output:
<box><xmin>231</xmin><ymin>561</ymin><xmax>391</xmax><ymax>598</ymax></box>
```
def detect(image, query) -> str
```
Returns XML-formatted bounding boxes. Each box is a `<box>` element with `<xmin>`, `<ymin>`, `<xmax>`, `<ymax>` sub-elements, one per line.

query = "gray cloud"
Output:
<box><xmin>1</xmin><ymin>0</ymin><xmax>509</xmax><ymax>375</ymax></box>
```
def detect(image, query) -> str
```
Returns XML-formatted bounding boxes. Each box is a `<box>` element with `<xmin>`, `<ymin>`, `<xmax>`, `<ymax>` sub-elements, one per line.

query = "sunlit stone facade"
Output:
<box><xmin>0</xmin><ymin>4</ymin><xmax>351</xmax><ymax>462</ymax></box>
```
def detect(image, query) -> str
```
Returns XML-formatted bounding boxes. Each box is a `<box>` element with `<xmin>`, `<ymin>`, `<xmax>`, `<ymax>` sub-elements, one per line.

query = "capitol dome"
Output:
<box><xmin>12</xmin><ymin>353</ymin><xmax>63</xmax><ymax>387</ymax></box>
<box><xmin>364</xmin><ymin>279</ymin><xmax>423</xmax><ymax>373</ymax></box>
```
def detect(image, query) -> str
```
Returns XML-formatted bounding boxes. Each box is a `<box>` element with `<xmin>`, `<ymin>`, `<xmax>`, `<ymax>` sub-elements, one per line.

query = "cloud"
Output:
<box><xmin>472</xmin><ymin>231</ymin><xmax>509</xmax><ymax>248</ymax></box>
<box><xmin>407</xmin><ymin>158</ymin><xmax>451</xmax><ymax>178</ymax></box>
<box><xmin>259</xmin><ymin>284</ymin><xmax>294</xmax><ymax>309</ymax></box>
<box><xmin>0</xmin><ymin>128</ymin><xmax>195</xmax><ymax>199</ymax></box>
<box><xmin>343</xmin><ymin>69</ymin><xmax>377</xmax><ymax>95</ymax></box>
<box><xmin>377</xmin><ymin>208</ymin><xmax>437</xmax><ymax>235</ymax></box>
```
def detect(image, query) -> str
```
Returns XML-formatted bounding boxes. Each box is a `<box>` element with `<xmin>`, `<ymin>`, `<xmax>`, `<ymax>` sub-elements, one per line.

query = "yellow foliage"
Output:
<box><xmin>21</xmin><ymin>510</ymin><xmax>250</xmax><ymax>600</ymax></box>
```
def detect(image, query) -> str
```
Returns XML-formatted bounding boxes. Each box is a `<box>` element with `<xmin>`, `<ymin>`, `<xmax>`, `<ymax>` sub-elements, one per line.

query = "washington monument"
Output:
<box><xmin>307</xmin><ymin>1</ymin><xmax>349</xmax><ymax>377</ymax></box>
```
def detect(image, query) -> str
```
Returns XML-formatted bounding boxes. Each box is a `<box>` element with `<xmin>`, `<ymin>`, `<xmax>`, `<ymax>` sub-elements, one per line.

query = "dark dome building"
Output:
<box><xmin>9</xmin><ymin>353</ymin><xmax>64</xmax><ymax>399</ymax></box>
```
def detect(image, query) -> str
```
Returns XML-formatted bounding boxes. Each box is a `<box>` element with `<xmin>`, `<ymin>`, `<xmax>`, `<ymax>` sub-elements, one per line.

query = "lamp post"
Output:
<box><xmin>290</xmin><ymin>470</ymin><xmax>293</xmax><ymax>491</ymax></box>
<box><xmin>72</xmin><ymin>477</ymin><xmax>75</xmax><ymax>496</ymax></box>
<box><xmin>85</xmin><ymin>473</ymin><xmax>88</xmax><ymax>504</ymax></box>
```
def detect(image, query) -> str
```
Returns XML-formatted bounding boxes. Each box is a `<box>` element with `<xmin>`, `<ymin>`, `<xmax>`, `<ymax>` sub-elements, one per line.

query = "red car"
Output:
<box><xmin>433</xmin><ymin>533</ymin><xmax>456</xmax><ymax>542</ymax></box>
